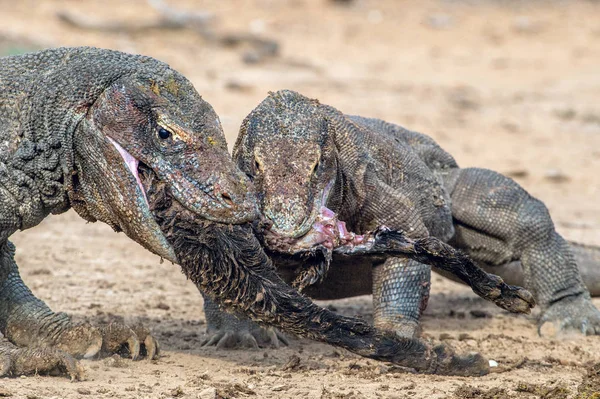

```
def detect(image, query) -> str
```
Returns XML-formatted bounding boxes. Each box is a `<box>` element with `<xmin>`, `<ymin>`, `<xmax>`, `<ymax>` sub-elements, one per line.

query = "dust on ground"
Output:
<box><xmin>1</xmin><ymin>0</ymin><xmax>600</xmax><ymax>398</ymax></box>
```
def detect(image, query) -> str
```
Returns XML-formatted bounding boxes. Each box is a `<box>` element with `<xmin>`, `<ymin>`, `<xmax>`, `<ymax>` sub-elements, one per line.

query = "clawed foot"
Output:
<box><xmin>474</xmin><ymin>274</ymin><xmax>536</xmax><ymax>314</ymax></box>
<box><xmin>539</xmin><ymin>294</ymin><xmax>600</xmax><ymax>337</ymax></box>
<box><xmin>202</xmin><ymin>325</ymin><xmax>289</xmax><ymax>349</ymax></box>
<box><xmin>0</xmin><ymin>339</ymin><xmax>84</xmax><ymax>380</ymax></box>
<box><xmin>100</xmin><ymin>322</ymin><xmax>159</xmax><ymax>360</ymax></box>
<box><xmin>4</xmin><ymin>316</ymin><xmax>158</xmax><ymax>379</ymax></box>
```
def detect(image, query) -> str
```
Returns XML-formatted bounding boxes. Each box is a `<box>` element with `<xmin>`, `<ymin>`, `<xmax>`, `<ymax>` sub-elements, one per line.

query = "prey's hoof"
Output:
<box><xmin>0</xmin><ymin>343</ymin><xmax>84</xmax><ymax>380</ymax></box>
<box><xmin>100</xmin><ymin>322</ymin><xmax>159</xmax><ymax>360</ymax></box>
<box><xmin>202</xmin><ymin>326</ymin><xmax>289</xmax><ymax>350</ymax></box>
<box><xmin>539</xmin><ymin>294</ymin><xmax>600</xmax><ymax>337</ymax></box>
<box><xmin>430</xmin><ymin>345</ymin><xmax>490</xmax><ymax>376</ymax></box>
<box><xmin>479</xmin><ymin>275</ymin><xmax>536</xmax><ymax>314</ymax></box>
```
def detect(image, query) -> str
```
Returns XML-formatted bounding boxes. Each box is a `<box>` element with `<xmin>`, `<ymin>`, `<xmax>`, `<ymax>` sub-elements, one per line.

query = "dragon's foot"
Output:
<box><xmin>6</xmin><ymin>312</ymin><xmax>102</xmax><ymax>359</ymax></box>
<box><xmin>0</xmin><ymin>338</ymin><xmax>84</xmax><ymax>379</ymax></box>
<box><xmin>100</xmin><ymin>322</ymin><xmax>159</xmax><ymax>360</ymax></box>
<box><xmin>539</xmin><ymin>294</ymin><xmax>600</xmax><ymax>337</ymax></box>
<box><xmin>202</xmin><ymin>299</ymin><xmax>289</xmax><ymax>349</ymax></box>
<box><xmin>472</xmin><ymin>274</ymin><xmax>536</xmax><ymax>314</ymax></box>
<box><xmin>5</xmin><ymin>310</ymin><xmax>158</xmax><ymax>361</ymax></box>
<box><xmin>202</xmin><ymin>324</ymin><xmax>289</xmax><ymax>349</ymax></box>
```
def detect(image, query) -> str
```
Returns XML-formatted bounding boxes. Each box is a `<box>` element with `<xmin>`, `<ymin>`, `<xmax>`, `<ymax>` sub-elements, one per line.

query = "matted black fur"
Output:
<box><xmin>143</xmin><ymin>171</ymin><xmax>489</xmax><ymax>376</ymax></box>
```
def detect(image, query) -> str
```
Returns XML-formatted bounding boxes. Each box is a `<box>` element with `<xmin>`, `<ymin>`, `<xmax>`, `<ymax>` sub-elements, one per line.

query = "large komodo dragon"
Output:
<box><xmin>0</xmin><ymin>47</ymin><xmax>535</xmax><ymax>378</ymax></box>
<box><xmin>226</xmin><ymin>89</ymin><xmax>600</xmax><ymax>341</ymax></box>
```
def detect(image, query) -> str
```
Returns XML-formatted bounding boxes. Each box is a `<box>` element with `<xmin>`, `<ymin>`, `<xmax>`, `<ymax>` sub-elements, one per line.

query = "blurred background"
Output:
<box><xmin>2</xmin><ymin>0</ymin><xmax>599</xmax><ymax>242</ymax></box>
<box><xmin>2</xmin><ymin>1</ymin><xmax>600</xmax><ymax>397</ymax></box>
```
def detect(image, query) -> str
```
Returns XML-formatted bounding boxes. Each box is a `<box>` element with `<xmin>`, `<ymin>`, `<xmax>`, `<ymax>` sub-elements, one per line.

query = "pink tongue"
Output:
<box><xmin>107</xmin><ymin>137</ymin><xmax>149</xmax><ymax>207</ymax></box>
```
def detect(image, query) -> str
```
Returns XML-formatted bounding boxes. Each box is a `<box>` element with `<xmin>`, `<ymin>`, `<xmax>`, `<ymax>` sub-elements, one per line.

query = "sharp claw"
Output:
<box><xmin>216</xmin><ymin>331</ymin><xmax>236</xmax><ymax>349</ymax></box>
<box><xmin>239</xmin><ymin>333</ymin><xmax>260</xmax><ymax>350</ymax></box>
<box><xmin>277</xmin><ymin>332</ymin><xmax>290</xmax><ymax>347</ymax></box>
<box><xmin>154</xmin><ymin>337</ymin><xmax>161</xmax><ymax>358</ymax></box>
<box><xmin>144</xmin><ymin>335</ymin><xmax>158</xmax><ymax>360</ymax></box>
<box><xmin>127</xmin><ymin>336</ymin><xmax>141</xmax><ymax>360</ymax></box>
<box><xmin>266</xmin><ymin>328</ymin><xmax>289</xmax><ymax>348</ymax></box>
<box><xmin>202</xmin><ymin>332</ymin><xmax>223</xmax><ymax>347</ymax></box>
<box><xmin>203</xmin><ymin>327</ymin><xmax>286</xmax><ymax>349</ymax></box>
<box><xmin>266</xmin><ymin>329</ymin><xmax>280</xmax><ymax>349</ymax></box>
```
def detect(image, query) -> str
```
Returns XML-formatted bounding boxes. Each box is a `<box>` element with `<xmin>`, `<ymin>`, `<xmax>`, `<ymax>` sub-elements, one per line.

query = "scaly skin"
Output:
<box><xmin>0</xmin><ymin>47</ymin><xmax>257</xmax><ymax>378</ymax></box>
<box><xmin>0</xmin><ymin>48</ymin><xmax>492</xmax><ymax>378</ymax></box>
<box><xmin>232</xmin><ymin>89</ymin><xmax>600</xmax><ymax>339</ymax></box>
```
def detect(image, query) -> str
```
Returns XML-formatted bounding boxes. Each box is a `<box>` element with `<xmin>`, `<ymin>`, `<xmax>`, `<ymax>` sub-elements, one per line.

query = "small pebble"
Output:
<box><xmin>489</xmin><ymin>360</ymin><xmax>498</xmax><ymax>368</ymax></box>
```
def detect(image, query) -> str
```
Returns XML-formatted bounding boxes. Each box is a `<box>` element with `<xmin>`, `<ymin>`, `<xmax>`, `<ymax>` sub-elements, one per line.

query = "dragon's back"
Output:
<box><xmin>347</xmin><ymin>115</ymin><xmax>458</xmax><ymax>172</ymax></box>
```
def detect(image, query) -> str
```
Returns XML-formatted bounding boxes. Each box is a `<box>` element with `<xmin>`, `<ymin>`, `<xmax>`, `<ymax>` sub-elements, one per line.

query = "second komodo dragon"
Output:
<box><xmin>0</xmin><ymin>48</ymin><xmax>532</xmax><ymax>378</ymax></box>
<box><xmin>225</xmin><ymin>89</ymin><xmax>600</xmax><ymax>342</ymax></box>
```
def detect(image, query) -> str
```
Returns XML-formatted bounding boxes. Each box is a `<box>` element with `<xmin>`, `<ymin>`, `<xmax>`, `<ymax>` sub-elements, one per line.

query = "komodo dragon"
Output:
<box><xmin>226</xmin><ymin>89</ymin><xmax>600</xmax><ymax>341</ymax></box>
<box><xmin>0</xmin><ymin>47</ymin><xmax>534</xmax><ymax>378</ymax></box>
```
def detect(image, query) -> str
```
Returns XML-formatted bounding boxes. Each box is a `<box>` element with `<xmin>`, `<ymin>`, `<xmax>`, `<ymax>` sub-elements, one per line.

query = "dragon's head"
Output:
<box><xmin>72</xmin><ymin>68</ymin><xmax>258</xmax><ymax>263</ymax></box>
<box><xmin>234</xmin><ymin>90</ymin><xmax>339</xmax><ymax>254</ymax></box>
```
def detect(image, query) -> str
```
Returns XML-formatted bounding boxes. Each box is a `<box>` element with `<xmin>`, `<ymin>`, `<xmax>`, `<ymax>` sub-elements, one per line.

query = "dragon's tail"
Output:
<box><xmin>468</xmin><ymin>241</ymin><xmax>600</xmax><ymax>297</ymax></box>
<box><xmin>569</xmin><ymin>241</ymin><xmax>600</xmax><ymax>296</ymax></box>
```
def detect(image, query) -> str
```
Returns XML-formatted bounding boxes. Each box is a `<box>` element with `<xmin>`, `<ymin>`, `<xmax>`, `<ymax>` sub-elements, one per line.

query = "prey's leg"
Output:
<box><xmin>446</xmin><ymin>167</ymin><xmax>600</xmax><ymax>336</ymax></box>
<box><xmin>336</xmin><ymin>228</ymin><xmax>535</xmax><ymax>314</ymax></box>
<box><xmin>373</xmin><ymin>257</ymin><xmax>430</xmax><ymax>338</ymax></box>
<box><xmin>201</xmin><ymin>294</ymin><xmax>288</xmax><ymax>349</ymax></box>
<box><xmin>0</xmin><ymin>240</ymin><xmax>157</xmax><ymax>378</ymax></box>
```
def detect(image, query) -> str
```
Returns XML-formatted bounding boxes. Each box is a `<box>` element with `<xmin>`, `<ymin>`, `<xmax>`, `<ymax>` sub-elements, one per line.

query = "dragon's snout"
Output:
<box><xmin>263</xmin><ymin>201</ymin><xmax>312</xmax><ymax>239</ymax></box>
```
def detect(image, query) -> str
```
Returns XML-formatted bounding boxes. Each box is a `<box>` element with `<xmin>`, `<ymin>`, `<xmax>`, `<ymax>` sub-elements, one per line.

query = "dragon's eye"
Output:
<box><xmin>158</xmin><ymin>127</ymin><xmax>171</xmax><ymax>140</ymax></box>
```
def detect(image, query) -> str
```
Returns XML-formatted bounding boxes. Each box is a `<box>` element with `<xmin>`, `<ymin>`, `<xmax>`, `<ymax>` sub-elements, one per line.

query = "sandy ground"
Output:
<box><xmin>1</xmin><ymin>0</ymin><xmax>600</xmax><ymax>397</ymax></box>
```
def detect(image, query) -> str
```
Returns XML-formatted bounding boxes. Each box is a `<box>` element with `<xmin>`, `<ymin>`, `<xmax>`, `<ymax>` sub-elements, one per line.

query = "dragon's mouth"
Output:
<box><xmin>263</xmin><ymin>206</ymin><xmax>369</xmax><ymax>255</ymax></box>
<box><xmin>107</xmin><ymin>137</ymin><xmax>150</xmax><ymax>207</ymax></box>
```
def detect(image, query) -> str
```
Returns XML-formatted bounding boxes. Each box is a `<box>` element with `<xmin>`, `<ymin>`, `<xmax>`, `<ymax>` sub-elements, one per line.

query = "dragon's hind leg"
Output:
<box><xmin>0</xmin><ymin>240</ymin><xmax>157</xmax><ymax>378</ymax></box>
<box><xmin>445</xmin><ymin>167</ymin><xmax>600</xmax><ymax>336</ymax></box>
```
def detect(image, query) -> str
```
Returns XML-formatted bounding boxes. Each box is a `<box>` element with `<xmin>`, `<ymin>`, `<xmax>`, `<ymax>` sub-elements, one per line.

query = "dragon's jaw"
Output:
<box><xmin>107</xmin><ymin>137</ymin><xmax>149</xmax><ymax>207</ymax></box>
<box><xmin>264</xmin><ymin>205</ymin><xmax>369</xmax><ymax>255</ymax></box>
<box><xmin>263</xmin><ymin>179</ymin><xmax>370</xmax><ymax>254</ymax></box>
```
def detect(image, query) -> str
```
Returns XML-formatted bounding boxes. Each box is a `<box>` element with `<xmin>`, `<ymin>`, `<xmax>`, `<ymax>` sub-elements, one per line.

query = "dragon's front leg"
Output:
<box><xmin>0</xmin><ymin>240</ymin><xmax>158</xmax><ymax>379</ymax></box>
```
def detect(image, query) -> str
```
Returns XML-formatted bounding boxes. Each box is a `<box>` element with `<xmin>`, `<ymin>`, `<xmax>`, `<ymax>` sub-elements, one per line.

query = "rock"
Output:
<box><xmin>544</xmin><ymin>169</ymin><xmax>570</xmax><ymax>183</ymax></box>
<box><xmin>198</xmin><ymin>387</ymin><xmax>217</xmax><ymax>399</ymax></box>
<box><xmin>470</xmin><ymin>309</ymin><xmax>492</xmax><ymax>318</ymax></box>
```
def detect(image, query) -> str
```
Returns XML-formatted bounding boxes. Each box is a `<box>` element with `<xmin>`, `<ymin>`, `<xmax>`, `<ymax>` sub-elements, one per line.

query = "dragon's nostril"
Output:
<box><xmin>221</xmin><ymin>192</ymin><xmax>234</xmax><ymax>206</ymax></box>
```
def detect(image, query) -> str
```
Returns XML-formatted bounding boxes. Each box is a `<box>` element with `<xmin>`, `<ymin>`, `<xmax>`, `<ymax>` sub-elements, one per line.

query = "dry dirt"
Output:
<box><xmin>1</xmin><ymin>0</ymin><xmax>600</xmax><ymax>398</ymax></box>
